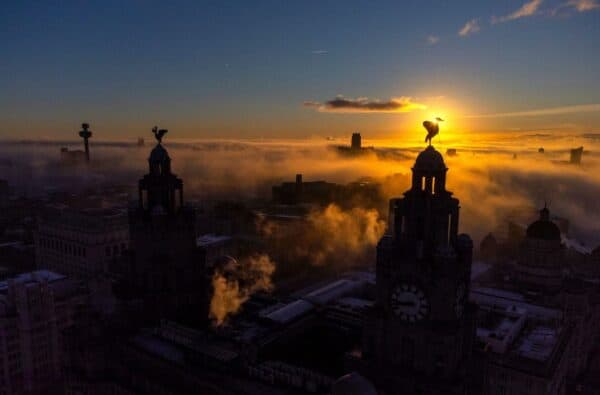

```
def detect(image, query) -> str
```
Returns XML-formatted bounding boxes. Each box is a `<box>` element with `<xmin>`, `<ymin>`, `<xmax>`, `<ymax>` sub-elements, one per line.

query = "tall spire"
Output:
<box><xmin>78</xmin><ymin>123</ymin><xmax>92</xmax><ymax>162</ymax></box>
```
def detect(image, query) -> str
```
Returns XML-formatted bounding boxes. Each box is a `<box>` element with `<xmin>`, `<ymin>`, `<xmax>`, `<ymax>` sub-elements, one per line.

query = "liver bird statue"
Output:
<box><xmin>423</xmin><ymin>117</ymin><xmax>444</xmax><ymax>145</ymax></box>
<box><xmin>152</xmin><ymin>126</ymin><xmax>168</xmax><ymax>144</ymax></box>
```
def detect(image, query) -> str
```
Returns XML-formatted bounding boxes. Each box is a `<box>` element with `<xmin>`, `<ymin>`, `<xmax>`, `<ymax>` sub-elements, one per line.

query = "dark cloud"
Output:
<box><xmin>304</xmin><ymin>96</ymin><xmax>426</xmax><ymax>113</ymax></box>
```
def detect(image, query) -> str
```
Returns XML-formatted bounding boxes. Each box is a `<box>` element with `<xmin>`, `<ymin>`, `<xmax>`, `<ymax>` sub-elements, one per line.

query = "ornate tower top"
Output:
<box><xmin>152</xmin><ymin>126</ymin><xmax>168</xmax><ymax>144</ymax></box>
<box><xmin>137</xmin><ymin>126</ymin><xmax>183</xmax><ymax>215</ymax></box>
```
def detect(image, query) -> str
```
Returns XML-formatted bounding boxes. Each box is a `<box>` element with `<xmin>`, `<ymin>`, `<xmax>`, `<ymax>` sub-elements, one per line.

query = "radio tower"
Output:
<box><xmin>79</xmin><ymin>123</ymin><xmax>92</xmax><ymax>163</ymax></box>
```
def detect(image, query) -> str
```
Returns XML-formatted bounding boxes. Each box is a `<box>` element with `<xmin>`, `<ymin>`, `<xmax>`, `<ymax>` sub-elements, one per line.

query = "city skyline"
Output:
<box><xmin>2</xmin><ymin>0</ymin><xmax>600</xmax><ymax>140</ymax></box>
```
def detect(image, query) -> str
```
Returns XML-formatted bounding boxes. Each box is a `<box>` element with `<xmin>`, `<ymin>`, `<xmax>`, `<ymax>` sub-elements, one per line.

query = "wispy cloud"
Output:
<box><xmin>556</xmin><ymin>0</ymin><xmax>600</xmax><ymax>13</ymax></box>
<box><xmin>459</xmin><ymin>19</ymin><xmax>481</xmax><ymax>37</ymax></box>
<box><xmin>304</xmin><ymin>96</ymin><xmax>427</xmax><ymax>114</ymax></box>
<box><xmin>466</xmin><ymin>103</ymin><xmax>600</xmax><ymax>118</ymax></box>
<box><xmin>492</xmin><ymin>0</ymin><xmax>544</xmax><ymax>23</ymax></box>
<box><xmin>311</xmin><ymin>49</ymin><xmax>328</xmax><ymax>55</ymax></box>
<box><xmin>427</xmin><ymin>35</ymin><xmax>440</xmax><ymax>45</ymax></box>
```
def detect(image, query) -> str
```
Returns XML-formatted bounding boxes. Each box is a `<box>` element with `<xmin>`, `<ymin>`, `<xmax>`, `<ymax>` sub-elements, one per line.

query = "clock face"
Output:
<box><xmin>454</xmin><ymin>282</ymin><xmax>466</xmax><ymax>318</ymax></box>
<box><xmin>390</xmin><ymin>283</ymin><xmax>429</xmax><ymax>323</ymax></box>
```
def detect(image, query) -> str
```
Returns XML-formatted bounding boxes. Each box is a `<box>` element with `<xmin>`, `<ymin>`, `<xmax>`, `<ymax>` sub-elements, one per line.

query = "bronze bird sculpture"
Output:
<box><xmin>152</xmin><ymin>126</ymin><xmax>168</xmax><ymax>143</ymax></box>
<box><xmin>423</xmin><ymin>118</ymin><xmax>443</xmax><ymax>145</ymax></box>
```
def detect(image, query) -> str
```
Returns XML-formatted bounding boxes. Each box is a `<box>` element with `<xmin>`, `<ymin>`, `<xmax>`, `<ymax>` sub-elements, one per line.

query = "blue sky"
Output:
<box><xmin>2</xmin><ymin>0</ymin><xmax>600</xmax><ymax>139</ymax></box>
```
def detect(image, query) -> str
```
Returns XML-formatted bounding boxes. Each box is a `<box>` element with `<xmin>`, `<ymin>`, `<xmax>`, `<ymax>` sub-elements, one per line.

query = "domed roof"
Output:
<box><xmin>526</xmin><ymin>207</ymin><xmax>561</xmax><ymax>241</ymax></box>
<box><xmin>149</xmin><ymin>144</ymin><xmax>170</xmax><ymax>163</ymax></box>
<box><xmin>414</xmin><ymin>145</ymin><xmax>446</xmax><ymax>171</ymax></box>
<box><xmin>332</xmin><ymin>373</ymin><xmax>377</xmax><ymax>395</ymax></box>
<box><xmin>481</xmin><ymin>233</ymin><xmax>497</xmax><ymax>247</ymax></box>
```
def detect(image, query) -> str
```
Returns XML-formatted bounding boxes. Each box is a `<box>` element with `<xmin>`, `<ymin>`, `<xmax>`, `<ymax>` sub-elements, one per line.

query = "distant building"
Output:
<box><xmin>336</xmin><ymin>133</ymin><xmax>374</xmax><ymax>156</ymax></box>
<box><xmin>472</xmin><ymin>289</ymin><xmax>571</xmax><ymax>395</ymax></box>
<box><xmin>60</xmin><ymin>147</ymin><xmax>87</xmax><ymax>165</ymax></box>
<box><xmin>272</xmin><ymin>174</ymin><xmax>382</xmax><ymax>207</ymax></box>
<box><xmin>516</xmin><ymin>206</ymin><xmax>564</xmax><ymax>290</ymax></box>
<box><xmin>351</xmin><ymin>132</ymin><xmax>362</xmax><ymax>150</ymax></box>
<box><xmin>479</xmin><ymin>233</ymin><xmax>498</xmax><ymax>261</ymax></box>
<box><xmin>0</xmin><ymin>271</ymin><xmax>87</xmax><ymax>395</ymax></box>
<box><xmin>34</xmin><ymin>206</ymin><xmax>129</xmax><ymax>279</ymax></box>
<box><xmin>570</xmin><ymin>146</ymin><xmax>583</xmax><ymax>165</ymax></box>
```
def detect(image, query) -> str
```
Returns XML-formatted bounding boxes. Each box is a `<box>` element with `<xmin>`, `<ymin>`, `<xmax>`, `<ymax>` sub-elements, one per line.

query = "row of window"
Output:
<box><xmin>38</xmin><ymin>238</ymin><xmax>128</xmax><ymax>259</ymax></box>
<box><xmin>38</xmin><ymin>238</ymin><xmax>87</xmax><ymax>258</ymax></box>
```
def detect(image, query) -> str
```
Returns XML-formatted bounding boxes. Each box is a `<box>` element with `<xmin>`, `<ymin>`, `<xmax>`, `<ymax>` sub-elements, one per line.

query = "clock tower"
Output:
<box><xmin>360</xmin><ymin>145</ymin><xmax>476</xmax><ymax>394</ymax></box>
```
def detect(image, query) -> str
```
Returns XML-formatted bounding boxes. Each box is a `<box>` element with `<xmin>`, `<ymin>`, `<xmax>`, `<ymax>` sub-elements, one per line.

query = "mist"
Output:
<box><xmin>1</xmin><ymin>131</ymin><xmax>599</xmax><ymax>248</ymax></box>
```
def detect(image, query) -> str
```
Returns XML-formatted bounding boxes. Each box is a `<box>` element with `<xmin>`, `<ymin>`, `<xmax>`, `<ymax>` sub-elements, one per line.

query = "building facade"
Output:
<box><xmin>0</xmin><ymin>271</ymin><xmax>87</xmax><ymax>395</ymax></box>
<box><xmin>360</xmin><ymin>146</ymin><xmax>476</xmax><ymax>394</ymax></box>
<box><xmin>120</xmin><ymin>132</ymin><xmax>209</xmax><ymax>324</ymax></box>
<box><xmin>34</xmin><ymin>206</ymin><xmax>129</xmax><ymax>279</ymax></box>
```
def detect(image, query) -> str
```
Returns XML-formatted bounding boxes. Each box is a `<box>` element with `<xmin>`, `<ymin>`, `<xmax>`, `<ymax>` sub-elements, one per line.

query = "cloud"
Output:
<box><xmin>303</xmin><ymin>96</ymin><xmax>427</xmax><ymax>113</ymax></box>
<box><xmin>466</xmin><ymin>103</ymin><xmax>600</xmax><ymax>118</ymax></box>
<box><xmin>459</xmin><ymin>19</ymin><xmax>481</xmax><ymax>37</ymax></box>
<box><xmin>427</xmin><ymin>35</ymin><xmax>440</xmax><ymax>45</ymax></box>
<box><xmin>311</xmin><ymin>49</ymin><xmax>329</xmax><ymax>55</ymax></box>
<box><xmin>562</xmin><ymin>0</ymin><xmax>599</xmax><ymax>12</ymax></box>
<box><xmin>492</xmin><ymin>0</ymin><xmax>544</xmax><ymax>23</ymax></box>
<box><xmin>550</xmin><ymin>0</ymin><xmax>600</xmax><ymax>16</ymax></box>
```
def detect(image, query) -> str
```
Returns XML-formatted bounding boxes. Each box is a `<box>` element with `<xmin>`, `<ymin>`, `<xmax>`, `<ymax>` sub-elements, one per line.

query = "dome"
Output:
<box><xmin>526</xmin><ymin>207</ymin><xmax>560</xmax><ymax>241</ymax></box>
<box><xmin>414</xmin><ymin>145</ymin><xmax>446</xmax><ymax>171</ymax></box>
<box><xmin>480</xmin><ymin>233</ymin><xmax>497</xmax><ymax>249</ymax></box>
<box><xmin>332</xmin><ymin>373</ymin><xmax>377</xmax><ymax>395</ymax></box>
<box><xmin>149</xmin><ymin>144</ymin><xmax>170</xmax><ymax>163</ymax></box>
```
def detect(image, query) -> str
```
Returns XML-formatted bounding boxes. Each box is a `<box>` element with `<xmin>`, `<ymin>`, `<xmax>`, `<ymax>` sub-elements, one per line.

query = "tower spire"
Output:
<box><xmin>78</xmin><ymin>123</ymin><xmax>92</xmax><ymax>163</ymax></box>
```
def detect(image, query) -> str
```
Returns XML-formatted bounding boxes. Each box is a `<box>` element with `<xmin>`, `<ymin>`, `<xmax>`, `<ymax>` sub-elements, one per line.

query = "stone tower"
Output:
<box><xmin>125</xmin><ymin>128</ymin><xmax>209</xmax><ymax>325</ymax></box>
<box><xmin>360</xmin><ymin>145</ymin><xmax>476</xmax><ymax>394</ymax></box>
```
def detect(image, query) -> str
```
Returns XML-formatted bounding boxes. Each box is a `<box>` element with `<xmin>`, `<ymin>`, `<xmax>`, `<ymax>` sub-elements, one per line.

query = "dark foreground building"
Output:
<box><xmin>354</xmin><ymin>145</ymin><xmax>476</xmax><ymax>394</ymax></box>
<box><xmin>117</xmin><ymin>130</ymin><xmax>209</xmax><ymax>325</ymax></box>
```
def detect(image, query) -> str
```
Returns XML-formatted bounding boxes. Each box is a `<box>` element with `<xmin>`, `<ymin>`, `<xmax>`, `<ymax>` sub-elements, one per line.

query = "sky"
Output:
<box><xmin>2</xmin><ymin>0</ymin><xmax>600</xmax><ymax>140</ymax></box>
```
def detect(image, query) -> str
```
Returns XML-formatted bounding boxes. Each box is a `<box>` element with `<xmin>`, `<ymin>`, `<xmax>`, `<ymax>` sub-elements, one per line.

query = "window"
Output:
<box><xmin>432</xmin><ymin>177</ymin><xmax>436</xmax><ymax>194</ymax></box>
<box><xmin>421</xmin><ymin>176</ymin><xmax>426</xmax><ymax>191</ymax></box>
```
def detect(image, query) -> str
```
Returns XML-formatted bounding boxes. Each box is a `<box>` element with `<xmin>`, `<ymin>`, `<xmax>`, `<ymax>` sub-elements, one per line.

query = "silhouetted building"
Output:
<box><xmin>479</xmin><ymin>233</ymin><xmax>498</xmax><ymax>261</ymax></box>
<box><xmin>357</xmin><ymin>145</ymin><xmax>476</xmax><ymax>394</ymax></box>
<box><xmin>570</xmin><ymin>146</ymin><xmax>583</xmax><ymax>164</ymax></box>
<box><xmin>336</xmin><ymin>132</ymin><xmax>374</xmax><ymax>156</ymax></box>
<box><xmin>121</xmin><ymin>132</ymin><xmax>209</xmax><ymax>325</ymax></box>
<box><xmin>0</xmin><ymin>271</ymin><xmax>87</xmax><ymax>395</ymax></box>
<box><xmin>517</xmin><ymin>206</ymin><xmax>564</xmax><ymax>290</ymax></box>
<box><xmin>351</xmin><ymin>132</ymin><xmax>362</xmax><ymax>150</ymax></box>
<box><xmin>272</xmin><ymin>174</ymin><xmax>382</xmax><ymax>208</ymax></box>
<box><xmin>34</xmin><ymin>206</ymin><xmax>129</xmax><ymax>279</ymax></box>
